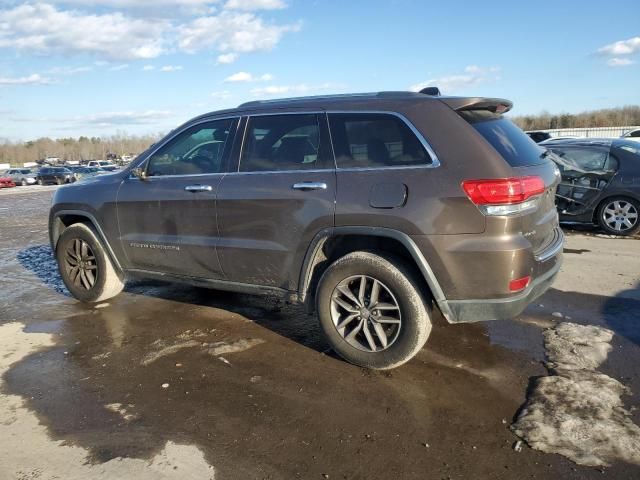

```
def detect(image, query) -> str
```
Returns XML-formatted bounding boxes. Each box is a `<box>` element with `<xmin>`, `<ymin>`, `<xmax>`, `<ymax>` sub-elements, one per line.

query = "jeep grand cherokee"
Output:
<box><xmin>49</xmin><ymin>90</ymin><xmax>563</xmax><ymax>369</ymax></box>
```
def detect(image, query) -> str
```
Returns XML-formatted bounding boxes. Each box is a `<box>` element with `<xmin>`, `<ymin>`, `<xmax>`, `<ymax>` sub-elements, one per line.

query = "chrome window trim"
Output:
<box><xmin>225</xmin><ymin>168</ymin><xmax>334</xmax><ymax>176</ymax></box>
<box><xmin>129</xmin><ymin>115</ymin><xmax>241</xmax><ymax>178</ymax></box>
<box><xmin>326</xmin><ymin>110</ymin><xmax>441</xmax><ymax>169</ymax></box>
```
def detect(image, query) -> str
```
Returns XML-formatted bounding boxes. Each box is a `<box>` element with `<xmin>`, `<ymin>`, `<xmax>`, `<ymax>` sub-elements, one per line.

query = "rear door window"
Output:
<box><xmin>549</xmin><ymin>147</ymin><xmax>611</xmax><ymax>173</ymax></box>
<box><xmin>328</xmin><ymin>113</ymin><xmax>433</xmax><ymax>168</ymax></box>
<box><xmin>239</xmin><ymin>114</ymin><xmax>326</xmax><ymax>172</ymax></box>
<box><xmin>461</xmin><ymin>110</ymin><xmax>546</xmax><ymax>167</ymax></box>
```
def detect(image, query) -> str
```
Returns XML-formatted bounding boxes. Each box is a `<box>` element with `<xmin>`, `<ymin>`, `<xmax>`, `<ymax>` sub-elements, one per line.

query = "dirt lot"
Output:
<box><xmin>1</xmin><ymin>186</ymin><xmax>639</xmax><ymax>480</ymax></box>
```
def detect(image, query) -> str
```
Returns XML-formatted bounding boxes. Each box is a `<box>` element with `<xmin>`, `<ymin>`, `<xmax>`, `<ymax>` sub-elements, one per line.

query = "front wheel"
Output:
<box><xmin>56</xmin><ymin>223</ymin><xmax>125</xmax><ymax>302</ymax></box>
<box><xmin>37</xmin><ymin>178</ymin><xmax>43</xmax><ymax>186</ymax></box>
<box><xmin>21</xmin><ymin>179</ymin><xmax>27</xmax><ymax>186</ymax></box>
<box><xmin>597</xmin><ymin>197</ymin><xmax>640</xmax><ymax>236</ymax></box>
<box><xmin>316</xmin><ymin>251</ymin><xmax>432</xmax><ymax>370</ymax></box>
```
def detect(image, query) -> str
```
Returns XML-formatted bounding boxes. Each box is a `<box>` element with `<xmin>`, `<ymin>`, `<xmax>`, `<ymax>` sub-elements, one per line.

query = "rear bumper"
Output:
<box><xmin>443</xmin><ymin>248</ymin><xmax>562</xmax><ymax>323</ymax></box>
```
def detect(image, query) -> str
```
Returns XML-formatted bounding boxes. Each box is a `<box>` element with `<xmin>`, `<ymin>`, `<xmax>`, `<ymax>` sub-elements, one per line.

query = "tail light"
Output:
<box><xmin>461</xmin><ymin>176</ymin><xmax>545</xmax><ymax>216</ymax></box>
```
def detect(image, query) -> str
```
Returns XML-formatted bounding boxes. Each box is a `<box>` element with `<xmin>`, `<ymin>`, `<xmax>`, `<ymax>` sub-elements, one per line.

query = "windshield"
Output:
<box><xmin>460</xmin><ymin>110</ymin><xmax>547</xmax><ymax>167</ymax></box>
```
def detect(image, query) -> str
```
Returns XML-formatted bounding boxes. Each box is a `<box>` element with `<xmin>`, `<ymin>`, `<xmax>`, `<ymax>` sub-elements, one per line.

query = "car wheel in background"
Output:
<box><xmin>37</xmin><ymin>178</ymin><xmax>43</xmax><ymax>186</ymax></box>
<box><xmin>597</xmin><ymin>197</ymin><xmax>640</xmax><ymax>236</ymax></box>
<box><xmin>56</xmin><ymin>178</ymin><xmax>64</xmax><ymax>185</ymax></box>
<box><xmin>55</xmin><ymin>223</ymin><xmax>125</xmax><ymax>302</ymax></box>
<box><xmin>21</xmin><ymin>179</ymin><xmax>27</xmax><ymax>186</ymax></box>
<box><xmin>316</xmin><ymin>251</ymin><xmax>432</xmax><ymax>370</ymax></box>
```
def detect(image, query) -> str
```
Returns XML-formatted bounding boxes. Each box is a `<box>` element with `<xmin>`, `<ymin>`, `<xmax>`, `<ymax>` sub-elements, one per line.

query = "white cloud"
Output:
<box><xmin>607</xmin><ymin>57</ymin><xmax>635</xmax><ymax>67</ymax></box>
<box><xmin>224</xmin><ymin>0</ymin><xmax>286</xmax><ymax>10</ymax></box>
<box><xmin>0</xmin><ymin>3</ymin><xmax>168</xmax><ymax>60</ymax></box>
<box><xmin>216</xmin><ymin>52</ymin><xmax>238</xmax><ymax>64</ymax></box>
<box><xmin>250</xmin><ymin>82</ymin><xmax>342</xmax><ymax>97</ymax></box>
<box><xmin>160</xmin><ymin>65</ymin><xmax>183</xmax><ymax>72</ymax></box>
<box><xmin>46</xmin><ymin>66</ymin><xmax>93</xmax><ymax>75</ymax></box>
<box><xmin>179</xmin><ymin>11</ymin><xmax>300</xmax><ymax>54</ymax></box>
<box><xmin>409</xmin><ymin>65</ymin><xmax>501</xmax><ymax>94</ymax></box>
<box><xmin>109</xmin><ymin>64</ymin><xmax>130</xmax><ymax>71</ymax></box>
<box><xmin>225</xmin><ymin>71</ymin><xmax>252</xmax><ymax>82</ymax></box>
<box><xmin>224</xmin><ymin>71</ymin><xmax>272</xmax><ymax>82</ymax></box>
<box><xmin>598</xmin><ymin>37</ymin><xmax>640</xmax><ymax>56</ymax></box>
<box><xmin>0</xmin><ymin>74</ymin><xmax>52</xmax><ymax>86</ymax></box>
<box><xmin>142</xmin><ymin>65</ymin><xmax>155</xmax><ymax>71</ymax></box>
<box><xmin>81</xmin><ymin>110</ymin><xmax>174</xmax><ymax>126</ymax></box>
<box><xmin>0</xmin><ymin>2</ymin><xmax>299</xmax><ymax>65</ymax></box>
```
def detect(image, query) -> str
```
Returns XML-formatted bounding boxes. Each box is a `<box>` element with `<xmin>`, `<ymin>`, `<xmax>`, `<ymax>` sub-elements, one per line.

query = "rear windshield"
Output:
<box><xmin>460</xmin><ymin>110</ymin><xmax>547</xmax><ymax>167</ymax></box>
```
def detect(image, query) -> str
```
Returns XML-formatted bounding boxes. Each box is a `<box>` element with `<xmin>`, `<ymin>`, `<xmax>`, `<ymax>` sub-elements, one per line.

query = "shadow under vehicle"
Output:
<box><xmin>543</xmin><ymin>138</ymin><xmax>640</xmax><ymax>236</ymax></box>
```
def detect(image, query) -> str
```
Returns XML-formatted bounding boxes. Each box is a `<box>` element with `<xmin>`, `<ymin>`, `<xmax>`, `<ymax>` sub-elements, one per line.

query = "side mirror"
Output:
<box><xmin>131</xmin><ymin>167</ymin><xmax>147</xmax><ymax>181</ymax></box>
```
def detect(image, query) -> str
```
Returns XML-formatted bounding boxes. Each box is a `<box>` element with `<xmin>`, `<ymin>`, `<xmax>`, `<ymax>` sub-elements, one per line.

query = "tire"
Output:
<box><xmin>597</xmin><ymin>196</ymin><xmax>640</xmax><ymax>236</ymax></box>
<box><xmin>56</xmin><ymin>178</ymin><xmax>63</xmax><ymax>185</ymax></box>
<box><xmin>21</xmin><ymin>179</ymin><xmax>27</xmax><ymax>186</ymax></box>
<box><xmin>316</xmin><ymin>251</ymin><xmax>432</xmax><ymax>370</ymax></box>
<box><xmin>37</xmin><ymin>178</ymin><xmax>43</xmax><ymax>186</ymax></box>
<box><xmin>55</xmin><ymin>223</ymin><xmax>125</xmax><ymax>303</ymax></box>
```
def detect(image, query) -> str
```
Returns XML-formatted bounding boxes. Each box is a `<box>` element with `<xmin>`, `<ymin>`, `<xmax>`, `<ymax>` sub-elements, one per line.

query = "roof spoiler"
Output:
<box><xmin>439</xmin><ymin>97</ymin><xmax>513</xmax><ymax>114</ymax></box>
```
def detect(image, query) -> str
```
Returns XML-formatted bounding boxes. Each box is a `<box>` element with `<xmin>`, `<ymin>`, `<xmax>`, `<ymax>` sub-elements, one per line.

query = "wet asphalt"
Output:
<box><xmin>1</xmin><ymin>187</ymin><xmax>639</xmax><ymax>480</ymax></box>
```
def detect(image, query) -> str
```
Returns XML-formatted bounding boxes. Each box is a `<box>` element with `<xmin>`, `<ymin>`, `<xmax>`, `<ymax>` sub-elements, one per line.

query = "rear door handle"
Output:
<box><xmin>292</xmin><ymin>182</ymin><xmax>327</xmax><ymax>191</ymax></box>
<box><xmin>184</xmin><ymin>184</ymin><xmax>213</xmax><ymax>192</ymax></box>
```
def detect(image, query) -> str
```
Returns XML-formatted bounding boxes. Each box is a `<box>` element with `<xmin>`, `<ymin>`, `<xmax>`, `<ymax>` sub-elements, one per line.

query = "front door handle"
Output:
<box><xmin>292</xmin><ymin>182</ymin><xmax>327</xmax><ymax>191</ymax></box>
<box><xmin>184</xmin><ymin>184</ymin><xmax>213</xmax><ymax>192</ymax></box>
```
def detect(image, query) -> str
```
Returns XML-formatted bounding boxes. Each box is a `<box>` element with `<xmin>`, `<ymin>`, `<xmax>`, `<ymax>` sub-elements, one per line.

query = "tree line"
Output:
<box><xmin>0</xmin><ymin>132</ymin><xmax>162</xmax><ymax>166</ymax></box>
<box><xmin>511</xmin><ymin>105</ymin><xmax>640</xmax><ymax>131</ymax></box>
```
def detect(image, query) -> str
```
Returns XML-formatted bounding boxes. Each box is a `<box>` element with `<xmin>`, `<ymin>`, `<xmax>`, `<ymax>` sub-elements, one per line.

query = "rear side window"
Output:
<box><xmin>461</xmin><ymin>110</ymin><xmax>546</xmax><ymax>167</ymax></box>
<box><xmin>549</xmin><ymin>147</ymin><xmax>611</xmax><ymax>173</ymax></box>
<box><xmin>329</xmin><ymin>113</ymin><xmax>432</xmax><ymax>168</ymax></box>
<box><xmin>240</xmin><ymin>114</ymin><xmax>324</xmax><ymax>172</ymax></box>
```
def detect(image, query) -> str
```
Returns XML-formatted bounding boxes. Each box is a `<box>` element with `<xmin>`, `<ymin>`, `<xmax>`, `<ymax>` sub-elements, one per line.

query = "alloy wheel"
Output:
<box><xmin>64</xmin><ymin>238</ymin><xmax>98</xmax><ymax>290</ymax></box>
<box><xmin>602</xmin><ymin>200</ymin><xmax>638</xmax><ymax>232</ymax></box>
<box><xmin>330</xmin><ymin>275</ymin><xmax>402</xmax><ymax>352</ymax></box>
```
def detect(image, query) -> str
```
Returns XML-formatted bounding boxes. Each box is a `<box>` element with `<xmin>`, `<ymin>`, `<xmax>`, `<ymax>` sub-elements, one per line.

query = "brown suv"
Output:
<box><xmin>49</xmin><ymin>91</ymin><xmax>563</xmax><ymax>369</ymax></box>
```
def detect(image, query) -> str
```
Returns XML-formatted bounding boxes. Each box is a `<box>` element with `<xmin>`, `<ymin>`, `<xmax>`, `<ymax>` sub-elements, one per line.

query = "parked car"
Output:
<box><xmin>87</xmin><ymin>160</ymin><xmax>118</xmax><ymax>171</ymax></box>
<box><xmin>73</xmin><ymin>167</ymin><xmax>108</xmax><ymax>181</ymax></box>
<box><xmin>36</xmin><ymin>167</ymin><xmax>76</xmax><ymax>185</ymax></box>
<box><xmin>621</xmin><ymin>128</ymin><xmax>640</xmax><ymax>143</ymax></box>
<box><xmin>526</xmin><ymin>131</ymin><xmax>552</xmax><ymax>143</ymax></box>
<box><xmin>544</xmin><ymin>138</ymin><xmax>640</xmax><ymax>235</ymax></box>
<box><xmin>0</xmin><ymin>175</ymin><xmax>16</xmax><ymax>188</ymax></box>
<box><xmin>49</xmin><ymin>90</ymin><xmax>563</xmax><ymax>369</ymax></box>
<box><xmin>3</xmin><ymin>168</ymin><xmax>37</xmax><ymax>186</ymax></box>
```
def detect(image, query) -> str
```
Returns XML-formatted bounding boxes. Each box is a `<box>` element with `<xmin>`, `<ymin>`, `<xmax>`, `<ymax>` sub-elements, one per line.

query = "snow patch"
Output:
<box><xmin>208</xmin><ymin>338</ymin><xmax>265</xmax><ymax>356</ymax></box>
<box><xmin>512</xmin><ymin>322</ymin><xmax>640</xmax><ymax>467</ymax></box>
<box><xmin>141</xmin><ymin>340</ymin><xmax>201</xmax><ymax>366</ymax></box>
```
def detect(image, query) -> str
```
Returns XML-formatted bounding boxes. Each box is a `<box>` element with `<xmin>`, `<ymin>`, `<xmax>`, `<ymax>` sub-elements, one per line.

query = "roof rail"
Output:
<box><xmin>238</xmin><ymin>92</ymin><xmax>380</xmax><ymax>108</ymax></box>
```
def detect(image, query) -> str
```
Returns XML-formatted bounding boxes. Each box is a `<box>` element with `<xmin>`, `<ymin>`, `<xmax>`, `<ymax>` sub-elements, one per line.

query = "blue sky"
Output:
<box><xmin>1</xmin><ymin>0</ymin><xmax>639</xmax><ymax>140</ymax></box>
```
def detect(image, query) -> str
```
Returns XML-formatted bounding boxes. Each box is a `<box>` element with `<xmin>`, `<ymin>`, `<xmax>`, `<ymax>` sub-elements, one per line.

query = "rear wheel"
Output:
<box><xmin>37</xmin><ymin>178</ymin><xmax>43</xmax><ymax>186</ymax></box>
<box><xmin>597</xmin><ymin>197</ymin><xmax>640</xmax><ymax>236</ymax></box>
<box><xmin>20</xmin><ymin>179</ymin><xmax>27</xmax><ymax>186</ymax></box>
<box><xmin>56</xmin><ymin>178</ymin><xmax>63</xmax><ymax>185</ymax></box>
<box><xmin>56</xmin><ymin>223</ymin><xmax>124</xmax><ymax>302</ymax></box>
<box><xmin>316</xmin><ymin>251</ymin><xmax>432</xmax><ymax>370</ymax></box>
